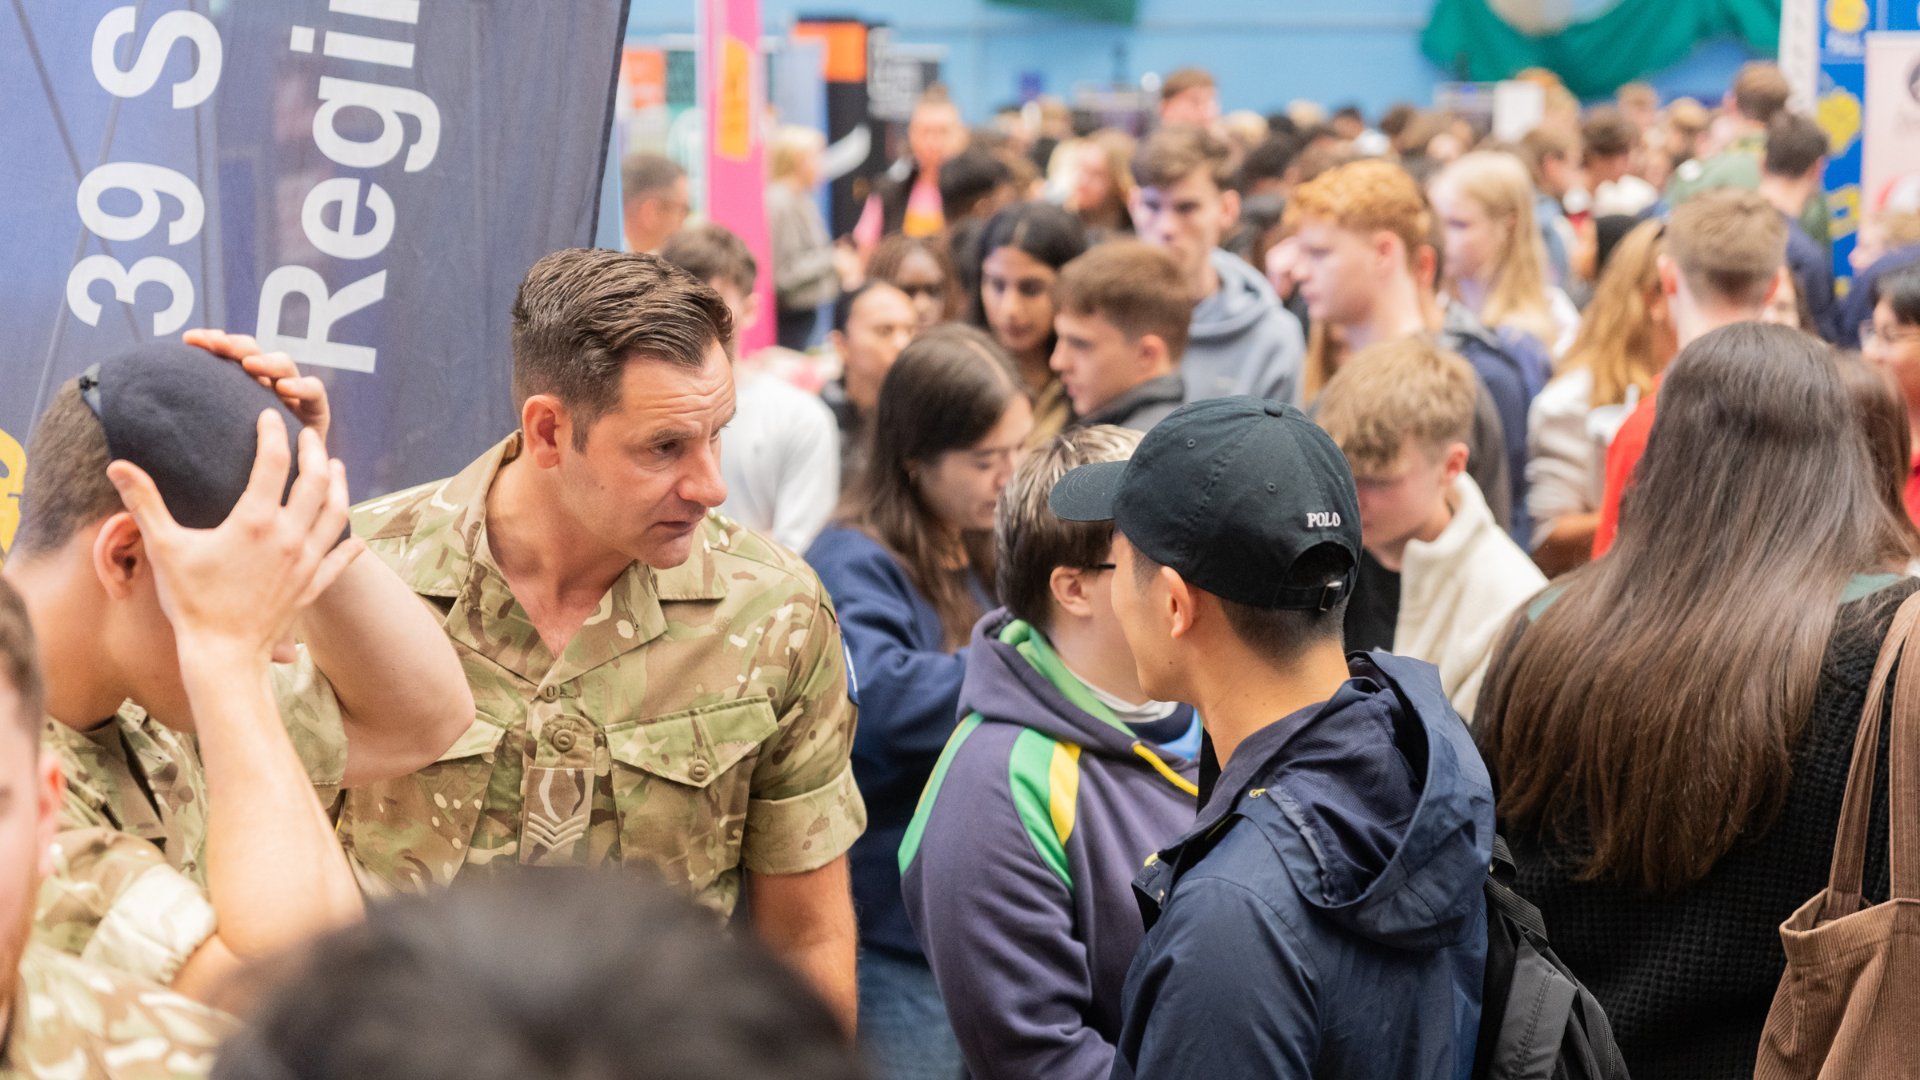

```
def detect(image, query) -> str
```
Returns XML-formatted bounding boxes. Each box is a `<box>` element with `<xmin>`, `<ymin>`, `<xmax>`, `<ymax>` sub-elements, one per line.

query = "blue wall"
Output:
<box><xmin>629</xmin><ymin>0</ymin><xmax>1767</xmax><ymax>122</ymax></box>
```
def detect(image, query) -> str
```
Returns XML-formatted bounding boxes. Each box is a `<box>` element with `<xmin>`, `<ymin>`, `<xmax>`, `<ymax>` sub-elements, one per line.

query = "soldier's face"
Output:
<box><xmin>0</xmin><ymin>697</ymin><xmax>61</xmax><ymax>1002</ymax></box>
<box><xmin>560</xmin><ymin>343</ymin><xmax>736</xmax><ymax>570</ymax></box>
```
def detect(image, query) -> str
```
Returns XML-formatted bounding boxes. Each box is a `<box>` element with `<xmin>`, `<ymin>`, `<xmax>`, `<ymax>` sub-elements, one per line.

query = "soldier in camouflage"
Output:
<box><xmin>1</xmin><ymin>577</ymin><xmax>231</xmax><ymax>1079</ymax></box>
<box><xmin>336</xmin><ymin>249</ymin><xmax>865</xmax><ymax>1028</ymax></box>
<box><xmin>6</xmin><ymin>336</ymin><xmax>471</xmax><ymax>1005</ymax></box>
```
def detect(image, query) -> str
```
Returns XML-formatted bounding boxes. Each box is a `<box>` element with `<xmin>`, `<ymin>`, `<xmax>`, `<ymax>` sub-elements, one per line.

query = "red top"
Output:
<box><xmin>1905</xmin><ymin>452</ymin><xmax>1920</xmax><ymax>529</ymax></box>
<box><xmin>1592</xmin><ymin>389</ymin><xmax>1659</xmax><ymax>558</ymax></box>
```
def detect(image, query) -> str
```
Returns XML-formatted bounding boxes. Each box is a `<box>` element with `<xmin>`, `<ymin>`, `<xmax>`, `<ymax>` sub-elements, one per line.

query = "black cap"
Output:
<box><xmin>77</xmin><ymin>341</ymin><xmax>301</xmax><ymax>529</ymax></box>
<box><xmin>1049</xmin><ymin>397</ymin><xmax>1361</xmax><ymax>611</ymax></box>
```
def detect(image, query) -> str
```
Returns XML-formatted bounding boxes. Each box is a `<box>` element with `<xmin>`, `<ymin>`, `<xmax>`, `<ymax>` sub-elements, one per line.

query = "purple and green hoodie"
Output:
<box><xmin>899</xmin><ymin>612</ymin><xmax>1200</xmax><ymax>1080</ymax></box>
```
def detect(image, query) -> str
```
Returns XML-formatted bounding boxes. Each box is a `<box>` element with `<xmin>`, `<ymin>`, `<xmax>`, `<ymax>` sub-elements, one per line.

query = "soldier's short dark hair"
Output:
<box><xmin>0</xmin><ymin>577</ymin><xmax>44</xmax><ymax>739</ymax></box>
<box><xmin>510</xmin><ymin>249</ymin><xmax>733</xmax><ymax>450</ymax></box>
<box><xmin>213</xmin><ymin>870</ymin><xmax>866</xmax><ymax>1080</ymax></box>
<box><xmin>13</xmin><ymin>380</ymin><xmax>119</xmax><ymax>558</ymax></box>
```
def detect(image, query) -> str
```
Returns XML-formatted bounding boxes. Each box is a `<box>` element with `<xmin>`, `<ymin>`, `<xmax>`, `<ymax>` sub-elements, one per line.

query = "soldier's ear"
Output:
<box><xmin>521</xmin><ymin>395</ymin><xmax>570</xmax><ymax>467</ymax></box>
<box><xmin>91</xmin><ymin>512</ymin><xmax>146</xmax><ymax>600</ymax></box>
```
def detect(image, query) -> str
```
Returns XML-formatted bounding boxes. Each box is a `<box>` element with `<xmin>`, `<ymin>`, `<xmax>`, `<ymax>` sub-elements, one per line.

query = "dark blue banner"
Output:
<box><xmin>2</xmin><ymin>0</ymin><xmax>629</xmax><ymax>559</ymax></box>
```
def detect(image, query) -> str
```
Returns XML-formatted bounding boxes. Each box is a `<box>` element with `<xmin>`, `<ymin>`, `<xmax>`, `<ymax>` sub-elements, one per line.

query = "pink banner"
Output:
<box><xmin>702</xmin><ymin>0</ymin><xmax>774</xmax><ymax>353</ymax></box>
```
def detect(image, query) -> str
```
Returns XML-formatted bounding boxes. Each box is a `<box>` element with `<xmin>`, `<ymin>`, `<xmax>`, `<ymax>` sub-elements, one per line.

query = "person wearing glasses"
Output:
<box><xmin>867</xmin><ymin>235</ymin><xmax>963</xmax><ymax>333</ymax></box>
<box><xmin>900</xmin><ymin>426</ymin><xmax>1200</xmax><ymax>1080</ymax></box>
<box><xmin>1862</xmin><ymin>265</ymin><xmax>1920</xmax><ymax>526</ymax></box>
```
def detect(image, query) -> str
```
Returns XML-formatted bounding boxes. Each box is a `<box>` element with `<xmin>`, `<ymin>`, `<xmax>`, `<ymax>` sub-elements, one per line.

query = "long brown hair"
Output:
<box><xmin>1477</xmin><ymin>324</ymin><xmax>1910</xmax><ymax>891</ymax></box>
<box><xmin>841</xmin><ymin>324</ymin><xmax>1024</xmax><ymax>648</ymax></box>
<box><xmin>1558</xmin><ymin>220</ymin><xmax>1674</xmax><ymax>406</ymax></box>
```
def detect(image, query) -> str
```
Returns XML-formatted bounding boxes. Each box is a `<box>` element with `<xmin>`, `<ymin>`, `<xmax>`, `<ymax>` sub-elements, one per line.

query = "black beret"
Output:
<box><xmin>78</xmin><ymin>341</ymin><xmax>301</xmax><ymax>529</ymax></box>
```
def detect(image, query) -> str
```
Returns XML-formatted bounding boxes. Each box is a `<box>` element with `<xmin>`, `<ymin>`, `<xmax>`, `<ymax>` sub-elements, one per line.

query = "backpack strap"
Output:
<box><xmin>1486</xmin><ymin>836</ymin><xmax>1550</xmax><ymax>945</ymax></box>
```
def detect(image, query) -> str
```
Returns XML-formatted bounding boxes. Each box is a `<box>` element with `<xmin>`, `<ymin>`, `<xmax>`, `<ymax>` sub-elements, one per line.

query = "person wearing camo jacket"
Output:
<box><xmin>5</xmin><ymin>336</ymin><xmax>471</xmax><ymax>1008</ymax></box>
<box><xmin>334</xmin><ymin>249</ymin><xmax>866</xmax><ymax>1030</ymax></box>
<box><xmin>1</xmin><ymin>580</ymin><xmax>232</xmax><ymax>1079</ymax></box>
<box><xmin>1</xmin><ymin>357</ymin><xmax>388</xmax><ymax>1075</ymax></box>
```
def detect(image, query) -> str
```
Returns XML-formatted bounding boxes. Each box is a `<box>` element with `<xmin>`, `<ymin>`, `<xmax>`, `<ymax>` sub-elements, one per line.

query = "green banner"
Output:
<box><xmin>1422</xmin><ymin>0</ymin><xmax>1779</xmax><ymax>99</ymax></box>
<box><xmin>986</xmin><ymin>0</ymin><xmax>1138</xmax><ymax>23</ymax></box>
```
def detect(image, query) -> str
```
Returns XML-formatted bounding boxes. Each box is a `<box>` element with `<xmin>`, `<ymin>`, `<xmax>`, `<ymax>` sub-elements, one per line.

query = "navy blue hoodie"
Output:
<box><xmin>1111</xmin><ymin>651</ymin><xmax>1494</xmax><ymax>1080</ymax></box>
<box><xmin>805</xmin><ymin>525</ymin><xmax>990</xmax><ymax>959</ymax></box>
<box><xmin>900</xmin><ymin>614</ymin><xmax>1200</xmax><ymax>1080</ymax></box>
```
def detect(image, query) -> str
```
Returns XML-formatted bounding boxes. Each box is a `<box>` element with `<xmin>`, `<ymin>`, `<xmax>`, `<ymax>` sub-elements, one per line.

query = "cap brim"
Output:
<box><xmin>1048</xmin><ymin>460</ymin><xmax>1128</xmax><ymax>522</ymax></box>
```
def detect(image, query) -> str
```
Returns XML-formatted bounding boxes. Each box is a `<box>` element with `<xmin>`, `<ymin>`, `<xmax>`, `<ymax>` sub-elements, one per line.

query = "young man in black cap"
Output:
<box><xmin>1049</xmin><ymin>396</ymin><xmax>1495</xmax><ymax>1079</ymax></box>
<box><xmin>5</xmin><ymin>333</ymin><xmax>472</xmax><ymax>1004</ymax></box>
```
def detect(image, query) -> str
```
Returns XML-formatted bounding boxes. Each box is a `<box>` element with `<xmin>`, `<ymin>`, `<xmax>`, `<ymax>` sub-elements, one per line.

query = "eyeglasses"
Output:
<box><xmin>1860</xmin><ymin>321</ymin><xmax>1920</xmax><ymax>349</ymax></box>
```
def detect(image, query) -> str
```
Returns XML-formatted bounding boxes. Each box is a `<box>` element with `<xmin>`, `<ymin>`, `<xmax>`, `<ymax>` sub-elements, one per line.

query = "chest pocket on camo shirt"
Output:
<box><xmin>344</xmin><ymin>712</ymin><xmax>509</xmax><ymax>895</ymax></box>
<box><xmin>605</xmin><ymin>698</ymin><xmax>777</xmax><ymax>893</ymax></box>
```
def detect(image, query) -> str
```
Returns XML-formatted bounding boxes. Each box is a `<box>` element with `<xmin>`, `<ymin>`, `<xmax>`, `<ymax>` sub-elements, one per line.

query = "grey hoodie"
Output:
<box><xmin>1182</xmin><ymin>249</ymin><xmax>1307</xmax><ymax>407</ymax></box>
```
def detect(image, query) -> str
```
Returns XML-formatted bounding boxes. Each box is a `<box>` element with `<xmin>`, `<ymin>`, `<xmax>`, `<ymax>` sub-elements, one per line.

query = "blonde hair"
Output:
<box><xmin>1222</xmin><ymin>110</ymin><xmax>1270</xmax><ymax>150</ymax></box>
<box><xmin>769</xmin><ymin>125</ymin><xmax>825</xmax><ymax>183</ymax></box>
<box><xmin>1314</xmin><ymin>337</ymin><xmax>1477</xmax><ymax>474</ymax></box>
<box><xmin>1434</xmin><ymin>151</ymin><xmax>1558</xmax><ymax>347</ymax></box>
<box><xmin>1560</xmin><ymin>220</ymin><xmax>1668</xmax><ymax>406</ymax></box>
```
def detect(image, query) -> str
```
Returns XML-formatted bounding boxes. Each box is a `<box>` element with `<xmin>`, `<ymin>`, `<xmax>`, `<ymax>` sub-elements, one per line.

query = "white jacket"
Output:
<box><xmin>1395</xmin><ymin>474</ymin><xmax>1547</xmax><ymax>721</ymax></box>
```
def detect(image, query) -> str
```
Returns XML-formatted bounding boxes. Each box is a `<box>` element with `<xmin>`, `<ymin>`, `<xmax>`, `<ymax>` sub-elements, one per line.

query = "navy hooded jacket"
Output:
<box><xmin>806</xmin><ymin>525</ymin><xmax>990</xmax><ymax>959</ymax></box>
<box><xmin>1111</xmin><ymin>651</ymin><xmax>1495</xmax><ymax>1080</ymax></box>
<box><xmin>901</xmin><ymin>613</ymin><xmax>1200</xmax><ymax>1080</ymax></box>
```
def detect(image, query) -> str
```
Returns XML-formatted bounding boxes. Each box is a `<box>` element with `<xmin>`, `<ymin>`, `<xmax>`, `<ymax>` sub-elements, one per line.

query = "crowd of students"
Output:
<box><xmin>5</xmin><ymin>54</ymin><xmax>1920</xmax><ymax>1080</ymax></box>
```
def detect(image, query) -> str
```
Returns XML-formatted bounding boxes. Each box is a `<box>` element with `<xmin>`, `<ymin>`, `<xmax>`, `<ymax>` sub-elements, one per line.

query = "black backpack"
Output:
<box><xmin>1472</xmin><ymin>836</ymin><xmax>1631</xmax><ymax>1080</ymax></box>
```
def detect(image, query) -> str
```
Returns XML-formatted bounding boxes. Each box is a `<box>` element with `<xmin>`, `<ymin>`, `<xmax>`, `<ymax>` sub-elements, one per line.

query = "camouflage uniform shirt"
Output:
<box><xmin>0</xmin><ymin>944</ymin><xmax>232</xmax><ymax>1079</ymax></box>
<box><xmin>338</xmin><ymin>434</ymin><xmax>866</xmax><ymax>914</ymax></box>
<box><xmin>35</xmin><ymin>662</ymin><xmax>348</xmax><ymax>984</ymax></box>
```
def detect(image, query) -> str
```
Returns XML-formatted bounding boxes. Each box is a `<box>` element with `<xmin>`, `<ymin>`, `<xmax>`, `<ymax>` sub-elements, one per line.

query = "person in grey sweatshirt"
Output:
<box><xmin>1131</xmin><ymin>124</ymin><xmax>1306</xmax><ymax>406</ymax></box>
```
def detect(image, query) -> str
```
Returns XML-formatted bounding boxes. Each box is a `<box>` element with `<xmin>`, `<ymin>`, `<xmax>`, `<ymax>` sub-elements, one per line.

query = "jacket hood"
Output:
<box><xmin>1437</xmin><ymin>300</ymin><xmax>1505</xmax><ymax>356</ymax></box>
<box><xmin>1243</xmin><ymin>652</ymin><xmax>1494</xmax><ymax>950</ymax></box>
<box><xmin>1080</xmin><ymin>373</ymin><xmax>1186</xmax><ymax>429</ymax></box>
<box><xmin>959</xmin><ymin>610</ymin><xmax>1192</xmax><ymax>763</ymax></box>
<box><xmin>1190</xmin><ymin>249</ymin><xmax>1283</xmax><ymax>343</ymax></box>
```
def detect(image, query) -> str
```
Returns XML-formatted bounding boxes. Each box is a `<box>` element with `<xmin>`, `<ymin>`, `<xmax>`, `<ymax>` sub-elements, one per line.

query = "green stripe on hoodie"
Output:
<box><xmin>898</xmin><ymin>713</ymin><xmax>983</xmax><ymax>874</ymax></box>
